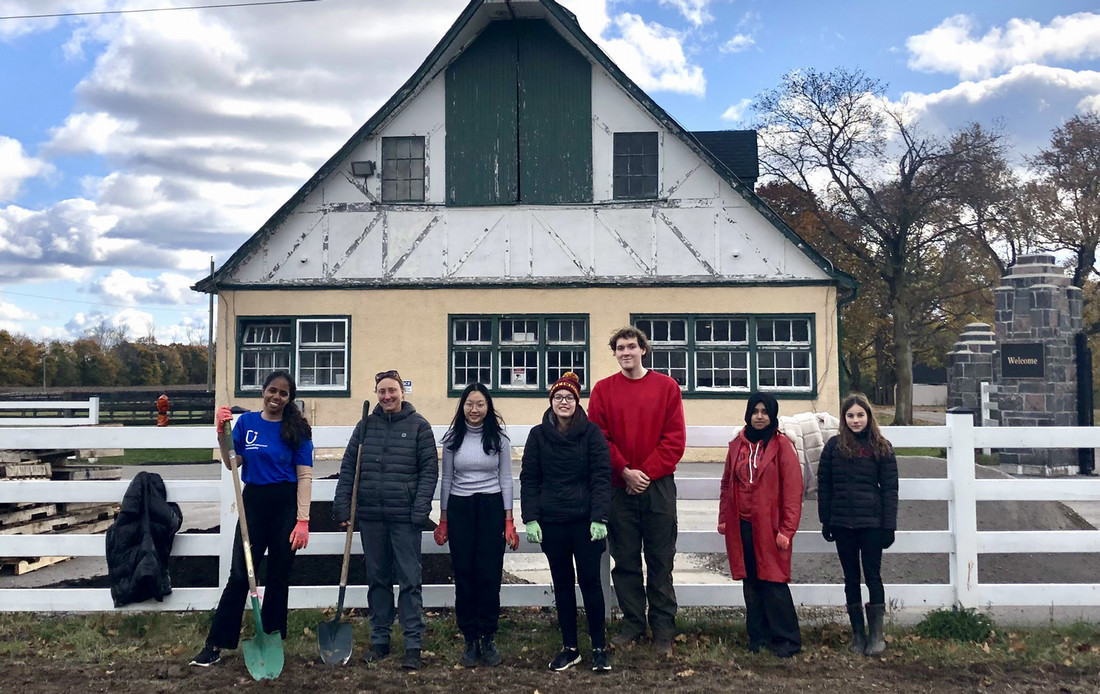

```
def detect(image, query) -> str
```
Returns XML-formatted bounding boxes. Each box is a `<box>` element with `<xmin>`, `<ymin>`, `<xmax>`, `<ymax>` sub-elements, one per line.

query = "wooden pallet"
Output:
<box><xmin>50</xmin><ymin>465</ymin><xmax>123</xmax><ymax>481</ymax></box>
<box><xmin>0</xmin><ymin>503</ymin><xmax>118</xmax><ymax>535</ymax></box>
<box><xmin>0</xmin><ymin>503</ymin><xmax>58</xmax><ymax>527</ymax></box>
<box><xmin>0</xmin><ymin>461</ymin><xmax>52</xmax><ymax>479</ymax></box>
<box><xmin>0</xmin><ymin>555</ymin><xmax>70</xmax><ymax>575</ymax></box>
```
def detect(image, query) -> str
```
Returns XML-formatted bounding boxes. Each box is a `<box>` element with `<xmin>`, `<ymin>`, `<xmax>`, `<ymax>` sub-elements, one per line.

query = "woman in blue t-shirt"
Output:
<box><xmin>191</xmin><ymin>370</ymin><xmax>314</xmax><ymax>667</ymax></box>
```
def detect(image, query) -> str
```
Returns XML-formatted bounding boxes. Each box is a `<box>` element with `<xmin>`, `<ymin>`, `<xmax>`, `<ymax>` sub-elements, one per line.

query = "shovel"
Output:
<box><xmin>319</xmin><ymin>406</ymin><xmax>366</xmax><ymax>665</ymax></box>
<box><xmin>219</xmin><ymin>424</ymin><xmax>285</xmax><ymax>681</ymax></box>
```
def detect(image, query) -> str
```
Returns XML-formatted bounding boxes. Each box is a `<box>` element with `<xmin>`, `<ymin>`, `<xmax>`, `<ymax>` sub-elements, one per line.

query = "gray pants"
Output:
<box><xmin>608</xmin><ymin>475</ymin><xmax>678</xmax><ymax>638</ymax></box>
<box><xmin>359</xmin><ymin>520</ymin><xmax>425</xmax><ymax>650</ymax></box>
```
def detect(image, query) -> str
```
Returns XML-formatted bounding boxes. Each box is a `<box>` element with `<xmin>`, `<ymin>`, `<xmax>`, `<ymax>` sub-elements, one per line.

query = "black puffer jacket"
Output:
<box><xmin>105</xmin><ymin>471</ymin><xmax>183</xmax><ymax>607</ymax></box>
<box><xmin>333</xmin><ymin>401</ymin><xmax>438</xmax><ymax>527</ymax></box>
<box><xmin>520</xmin><ymin>405</ymin><xmax>611</xmax><ymax>525</ymax></box>
<box><xmin>817</xmin><ymin>434</ymin><xmax>899</xmax><ymax>530</ymax></box>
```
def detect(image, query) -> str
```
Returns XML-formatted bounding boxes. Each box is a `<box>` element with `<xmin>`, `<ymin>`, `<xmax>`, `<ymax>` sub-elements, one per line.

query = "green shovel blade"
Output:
<box><xmin>242</xmin><ymin>596</ymin><xmax>284</xmax><ymax>680</ymax></box>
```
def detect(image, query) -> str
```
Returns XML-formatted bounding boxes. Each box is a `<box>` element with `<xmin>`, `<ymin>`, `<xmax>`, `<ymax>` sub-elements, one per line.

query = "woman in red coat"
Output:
<box><xmin>718</xmin><ymin>392</ymin><xmax>803</xmax><ymax>657</ymax></box>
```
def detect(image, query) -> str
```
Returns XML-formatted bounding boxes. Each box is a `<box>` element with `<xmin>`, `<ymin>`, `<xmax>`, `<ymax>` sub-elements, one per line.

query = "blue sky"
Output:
<box><xmin>0</xmin><ymin>0</ymin><xmax>1098</xmax><ymax>343</ymax></box>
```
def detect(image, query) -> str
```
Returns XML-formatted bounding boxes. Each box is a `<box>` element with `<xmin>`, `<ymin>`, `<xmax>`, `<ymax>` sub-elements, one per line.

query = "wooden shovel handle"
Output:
<box><xmin>339</xmin><ymin>441</ymin><xmax>363</xmax><ymax>588</ymax></box>
<box><xmin>219</xmin><ymin>425</ymin><xmax>260</xmax><ymax>596</ymax></box>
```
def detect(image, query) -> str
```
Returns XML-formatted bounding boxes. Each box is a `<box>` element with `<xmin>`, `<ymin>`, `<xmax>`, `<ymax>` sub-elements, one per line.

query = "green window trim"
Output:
<box><xmin>236</xmin><ymin>315</ymin><xmax>352</xmax><ymax>397</ymax></box>
<box><xmin>448</xmin><ymin>314</ymin><xmax>590</xmax><ymax>396</ymax></box>
<box><xmin>632</xmin><ymin>314</ymin><xmax>817</xmax><ymax>398</ymax></box>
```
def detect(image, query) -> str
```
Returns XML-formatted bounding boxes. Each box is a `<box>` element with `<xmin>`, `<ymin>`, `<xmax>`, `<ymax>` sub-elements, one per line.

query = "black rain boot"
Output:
<box><xmin>460</xmin><ymin>637</ymin><xmax>479</xmax><ymax>668</ymax></box>
<box><xmin>865</xmin><ymin>603</ymin><xmax>886</xmax><ymax>656</ymax></box>
<box><xmin>480</xmin><ymin>635</ymin><xmax>502</xmax><ymax>667</ymax></box>
<box><xmin>845</xmin><ymin>603</ymin><xmax>867</xmax><ymax>655</ymax></box>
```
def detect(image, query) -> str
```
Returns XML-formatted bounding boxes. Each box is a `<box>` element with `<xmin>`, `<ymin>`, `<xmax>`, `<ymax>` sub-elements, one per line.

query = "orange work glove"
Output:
<box><xmin>215</xmin><ymin>406</ymin><xmax>233</xmax><ymax>433</ymax></box>
<box><xmin>433</xmin><ymin>519</ymin><xmax>448</xmax><ymax>546</ymax></box>
<box><xmin>504</xmin><ymin>518</ymin><xmax>520</xmax><ymax>551</ymax></box>
<box><xmin>289</xmin><ymin>519</ymin><xmax>309</xmax><ymax>550</ymax></box>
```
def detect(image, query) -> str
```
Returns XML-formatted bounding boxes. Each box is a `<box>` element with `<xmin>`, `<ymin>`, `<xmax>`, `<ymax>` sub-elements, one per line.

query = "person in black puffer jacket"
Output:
<box><xmin>520</xmin><ymin>371</ymin><xmax>612</xmax><ymax>673</ymax></box>
<box><xmin>333</xmin><ymin>369</ymin><xmax>438</xmax><ymax>671</ymax></box>
<box><xmin>817</xmin><ymin>392</ymin><xmax>899</xmax><ymax>657</ymax></box>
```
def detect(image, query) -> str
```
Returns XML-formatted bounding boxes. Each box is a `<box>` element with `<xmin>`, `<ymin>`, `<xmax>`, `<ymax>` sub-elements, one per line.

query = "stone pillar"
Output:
<box><xmin>946</xmin><ymin>323</ymin><xmax>997</xmax><ymax>424</ymax></box>
<box><xmin>993</xmin><ymin>253</ymin><xmax>1083</xmax><ymax>474</ymax></box>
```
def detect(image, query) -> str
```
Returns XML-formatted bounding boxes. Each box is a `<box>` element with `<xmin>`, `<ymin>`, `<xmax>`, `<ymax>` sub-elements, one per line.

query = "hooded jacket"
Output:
<box><xmin>719</xmin><ymin>394</ymin><xmax>803</xmax><ymax>583</ymax></box>
<box><xmin>105</xmin><ymin>471</ymin><xmax>183</xmax><ymax>607</ymax></box>
<box><xmin>333</xmin><ymin>400</ymin><xmax>438</xmax><ymax>527</ymax></box>
<box><xmin>520</xmin><ymin>405</ymin><xmax>611</xmax><ymax>525</ymax></box>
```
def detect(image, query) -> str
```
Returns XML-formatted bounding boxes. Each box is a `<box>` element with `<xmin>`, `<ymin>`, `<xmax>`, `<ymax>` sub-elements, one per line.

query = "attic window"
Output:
<box><xmin>613</xmin><ymin>132</ymin><xmax>658</xmax><ymax>200</ymax></box>
<box><xmin>382</xmin><ymin>136</ymin><xmax>426</xmax><ymax>203</ymax></box>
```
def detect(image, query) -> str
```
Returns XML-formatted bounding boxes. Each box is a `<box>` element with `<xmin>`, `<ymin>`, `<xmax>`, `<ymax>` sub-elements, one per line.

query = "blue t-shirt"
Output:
<box><xmin>232</xmin><ymin>411</ymin><xmax>314</xmax><ymax>486</ymax></box>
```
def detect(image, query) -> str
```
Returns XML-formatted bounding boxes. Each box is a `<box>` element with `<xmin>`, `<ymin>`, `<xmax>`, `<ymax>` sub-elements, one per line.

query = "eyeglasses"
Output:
<box><xmin>375</xmin><ymin>369</ymin><xmax>401</xmax><ymax>384</ymax></box>
<box><xmin>552</xmin><ymin>394</ymin><xmax>576</xmax><ymax>404</ymax></box>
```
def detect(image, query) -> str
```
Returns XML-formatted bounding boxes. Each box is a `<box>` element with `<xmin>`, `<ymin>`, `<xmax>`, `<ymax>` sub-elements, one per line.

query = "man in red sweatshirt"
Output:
<box><xmin>588</xmin><ymin>325</ymin><xmax>686</xmax><ymax>656</ymax></box>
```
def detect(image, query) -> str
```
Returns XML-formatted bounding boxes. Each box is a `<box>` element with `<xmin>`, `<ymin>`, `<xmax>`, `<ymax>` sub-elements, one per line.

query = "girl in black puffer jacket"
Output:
<box><xmin>520</xmin><ymin>372</ymin><xmax>612</xmax><ymax>673</ymax></box>
<box><xmin>817</xmin><ymin>392</ymin><xmax>898</xmax><ymax>657</ymax></box>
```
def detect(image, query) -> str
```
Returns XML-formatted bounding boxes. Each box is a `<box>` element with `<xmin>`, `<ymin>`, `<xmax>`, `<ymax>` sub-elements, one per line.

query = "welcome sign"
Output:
<box><xmin>1001</xmin><ymin>343</ymin><xmax>1045</xmax><ymax>379</ymax></box>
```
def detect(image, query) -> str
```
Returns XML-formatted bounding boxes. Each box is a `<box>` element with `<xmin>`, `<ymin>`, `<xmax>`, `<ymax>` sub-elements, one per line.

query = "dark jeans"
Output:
<box><xmin>542</xmin><ymin>520</ymin><xmax>607</xmax><ymax>649</ymax></box>
<box><xmin>608</xmin><ymin>475</ymin><xmax>678</xmax><ymax>638</ymax></box>
<box><xmin>359</xmin><ymin>520</ymin><xmax>425</xmax><ymax>649</ymax></box>
<box><xmin>739</xmin><ymin>520</ymin><xmax>800</xmax><ymax>655</ymax></box>
<box><xmin>448</xmin><ymin>492</ymin><xmax>505</xmax><ymax>640</ymax></box>
<box><xmin>833</xmin><ymin>526</ymin><xmax>885</xmax><ymax>605</ymax></box>
<box><xmin>208</xmin><ymin>482</ymin><xmax>297</xmax><ymax>649</ymax></box>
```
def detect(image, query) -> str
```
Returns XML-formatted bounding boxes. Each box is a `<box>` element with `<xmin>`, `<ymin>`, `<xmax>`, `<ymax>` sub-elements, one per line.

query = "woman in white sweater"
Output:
<box><xmin>434</xmin><ymin>382</ymin><xmax>519</xmax><ymax>667</ymax></box>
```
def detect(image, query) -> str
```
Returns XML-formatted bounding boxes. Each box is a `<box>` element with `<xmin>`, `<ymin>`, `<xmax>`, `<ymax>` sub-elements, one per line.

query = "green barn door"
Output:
<box><xmin>518</xmin><ymin>21</ymin><xmax>592</xmax><ymax>204</ymax></box>
<box><xmin>445</xmin><ymin>21</ymin><xmax>519</xmax><ymax>206</ymax></box>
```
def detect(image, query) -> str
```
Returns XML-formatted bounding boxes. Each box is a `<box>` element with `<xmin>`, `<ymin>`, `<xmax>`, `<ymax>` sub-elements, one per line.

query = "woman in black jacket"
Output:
<box><xmin>817</xmin><ymin>392</ymin><xmax>899</xmax><ymax>656</ymax></box>
<box><xmin>520</xmin><ymin>371</ymin><xmax>612</xmax><ymax>673</ymax></box>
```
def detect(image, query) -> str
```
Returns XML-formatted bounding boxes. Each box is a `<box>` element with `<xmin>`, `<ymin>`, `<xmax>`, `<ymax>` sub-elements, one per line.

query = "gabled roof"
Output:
<box><xmin>690</xmin><ymin>130</ymin><xmax>759</xmax><ymax>188</ymax></box>
<box><xmin>193</xmin><ymin>0</ymin><xmax>854</xmax><ymax>292</ymax></box>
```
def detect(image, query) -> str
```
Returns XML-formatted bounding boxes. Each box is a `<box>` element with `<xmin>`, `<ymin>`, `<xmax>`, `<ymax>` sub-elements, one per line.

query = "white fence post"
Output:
<box><xmin>88</xmin><ymin>396</ymin><xmax>100</xmax><ymax>425</ymax></box>
<box><xmin>218</xmin><ymin>457</ymin><xmax>236</xmax><ymax>595</ymax></box>
<box><xmin>946</xmin><ymin>410</ymin><xmax>979</xmax><ymax>609</ymax></box>
<box><xmin>979</xmin><ymin>383</ymin><xmax>998</xmax><ymax>456</ymax></box>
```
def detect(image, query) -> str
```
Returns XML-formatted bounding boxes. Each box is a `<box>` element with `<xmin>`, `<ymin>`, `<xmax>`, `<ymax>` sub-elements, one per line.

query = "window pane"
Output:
<box><xmin>453</xmin><ymin>350</ymin><xmax>492</xmax><ymax>388</ymax></box>
<box><xmin>382</xmin><ymin>136</ymin><xmax>426</xmax><ymax>203</ymax></box>
<box><xmin>500</xmin><ymin>349</ymin><xmax>538</xmax><ymax>388</ymax></box>
<box><xmin>548</xmin><ymin>349</ymin><xmax>586</xmax><ymax>388</ymax></box>
<box><xmin>613</xmin><ymin>132</ymin><xmax>658</xmax><ymax>200</ymax></box>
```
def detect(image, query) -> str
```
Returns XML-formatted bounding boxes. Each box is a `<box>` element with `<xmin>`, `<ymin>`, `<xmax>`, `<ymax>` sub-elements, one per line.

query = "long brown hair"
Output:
<box><xmin>836</xmin><ymin>393</ymin><xmax>892</xmax><ymax>459</ymax></box>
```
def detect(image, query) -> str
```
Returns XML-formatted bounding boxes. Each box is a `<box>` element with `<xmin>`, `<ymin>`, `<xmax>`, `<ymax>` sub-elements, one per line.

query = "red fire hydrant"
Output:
<box><xmin>156</xmin><ymin>394</ymin><xmax>170</xmax><ymax>427</ymax></box>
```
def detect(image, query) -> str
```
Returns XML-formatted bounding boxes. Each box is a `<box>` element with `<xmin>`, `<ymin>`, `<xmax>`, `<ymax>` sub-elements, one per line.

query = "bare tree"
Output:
<box><xmin>754</xmin><ymin>67</ymin><xmax>1007</xmax><ymax>424</ymax></box>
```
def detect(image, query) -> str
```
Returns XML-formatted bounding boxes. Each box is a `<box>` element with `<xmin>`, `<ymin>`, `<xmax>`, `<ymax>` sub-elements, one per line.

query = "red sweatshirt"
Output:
<box><xmin>588</xmin><ymin>370</ymin><xmax>686</xmax><ymax>488</ymax></box>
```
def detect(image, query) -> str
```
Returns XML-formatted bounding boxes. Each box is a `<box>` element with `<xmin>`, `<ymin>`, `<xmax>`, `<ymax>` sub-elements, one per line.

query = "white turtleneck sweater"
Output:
<box><xmin>440</xmin><ymin>423</ymin><xmax>513</xmax><ymax>511</ymax></box>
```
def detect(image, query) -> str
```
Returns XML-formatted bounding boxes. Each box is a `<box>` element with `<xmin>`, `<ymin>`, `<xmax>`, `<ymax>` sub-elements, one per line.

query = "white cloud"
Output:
<box><xmin>907</xmin><ymin>12</ymin><xmax>1100</xmax><ymax>80</ymax></box>
<box><xmin>720</xmin><ymin>33</ymin><xmax>754</xmax><ymax>53</ymax></box>
<box><xmin>721</xmin><ymin>98</ymin><xmax>753</xmax><ymax>123</ymax></box>
<box><xmin>89</xmin><ymin>269</ymin><xmax>203</xmax><ymax>306</ymax></box>
<box><xmin>895</xmin><ymin>64</ymin><xmax>1100</xmax><ymax>159</ymax></box>
<box><xmin>658</xmin><ymin>0</ymin><xmax>714</xmax><ymax>27</ymax></box>
<box><xmin>0</xmin><ymin>137</ymin><xmax>51</xmax><ymax>200</ymax></box>
<box><xmin>0</xmin><ymin>300</ymin><xmax>37</xmax><ymax>322</ymax></box>
<box><xmin>602</xmin><ymin>13</ymin><xmax>706</xmax><ymax>96</ymax></box>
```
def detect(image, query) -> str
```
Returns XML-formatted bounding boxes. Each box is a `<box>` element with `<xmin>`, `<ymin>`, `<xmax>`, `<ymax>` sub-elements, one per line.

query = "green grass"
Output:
<box><xmin>96</xmin><ymin>448</ymin><xmax>216</xmax><ymax>466</ymax></box>
<box><xmin>4</xmin><ymin>608</ymin><xmax>1100</xmax><ymax>670</ymax></box>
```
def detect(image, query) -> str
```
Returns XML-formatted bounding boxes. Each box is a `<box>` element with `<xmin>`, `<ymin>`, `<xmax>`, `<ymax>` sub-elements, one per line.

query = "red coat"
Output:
<box><xmin>719</xmin><ymin>429</ymin><xmax>803</xmax><ymax>583</ymax></box>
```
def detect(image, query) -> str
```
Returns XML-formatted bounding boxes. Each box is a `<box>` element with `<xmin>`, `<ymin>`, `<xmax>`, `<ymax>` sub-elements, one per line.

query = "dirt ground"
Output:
<box><xmin>6</xmin><ymin>650</ymin><xmax>1099</xmax><ymax>694</ymax></box>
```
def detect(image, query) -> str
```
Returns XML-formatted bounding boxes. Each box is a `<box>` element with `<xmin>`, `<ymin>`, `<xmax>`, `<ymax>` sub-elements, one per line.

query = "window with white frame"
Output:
<box><xmin>634</xmin><ymin>315</ymin><xmax>814</xmax><ymax>395</ymax></box>
<box><xmin>450</xmin><ymin>315</ymin><xmax>588</xmax><ymax>393</ymax></box>
<box><xmin>238</xmin><ymin>317</ymin><xmax>350</xmax><ymax>394</ymax></box>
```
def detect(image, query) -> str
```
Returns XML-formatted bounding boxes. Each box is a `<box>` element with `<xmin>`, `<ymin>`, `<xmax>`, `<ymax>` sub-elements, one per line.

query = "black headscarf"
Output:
<box><xmin>743</xmin><ymin>392</ymin><xmax>779</xmax><ymax>444</ymax></box>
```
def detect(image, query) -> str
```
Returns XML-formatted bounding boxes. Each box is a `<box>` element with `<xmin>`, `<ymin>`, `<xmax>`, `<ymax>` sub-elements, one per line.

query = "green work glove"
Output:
<box><xmin>590</xmin><ymin>521</ymin><xmax>607</xmax><ymax>541</ymax></box>
<box><xmin>526</xmin><ymin>521</ymin><xmax>542</xmax><ymax>544</ymax></box>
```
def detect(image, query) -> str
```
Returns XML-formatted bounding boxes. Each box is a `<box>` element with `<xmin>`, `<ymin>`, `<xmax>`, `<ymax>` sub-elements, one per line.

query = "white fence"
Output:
<box><xmin>1</xmin><ymin>412</ymin><xmax>1100</xmax><ymax>616</ymax></box>
<box><xmin>0</xmin><ymin>397</ymin><xmax>100</xmax><ymax>426</ymax></box>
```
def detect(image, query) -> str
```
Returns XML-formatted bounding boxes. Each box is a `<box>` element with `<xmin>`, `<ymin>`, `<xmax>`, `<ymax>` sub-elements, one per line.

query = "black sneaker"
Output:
<box><xmin>401</xmin><ymin>648</ymin><xmax>421</xmax><ymax>670</ymax></box>
<box><xmin>591</xmin><ymin>647</ymin><xmax>611</xmax><ymax>672</ymax></box>
<box><xmin>189</xmin><ymin>644</ymin><xmax>221</xmax><ymax>667</ymax></box>
<box><xmin>480</xmin><ymin>636</ymin><xmax>502</xmax><ymax>667</ymax></box>
<box><xmin>363</xmin><ymin>643</ymin><xmax>390</xmax><ymax>664</ymax></box>
<box><xmin>548</xmin><ymin>646</ymin><xmax>581</xmax><ymax>671</ymax></box>
<box><xmin>461</xmin><ymin>639</ymin><xmax>479</xmax><ymax>668</ymax></box>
